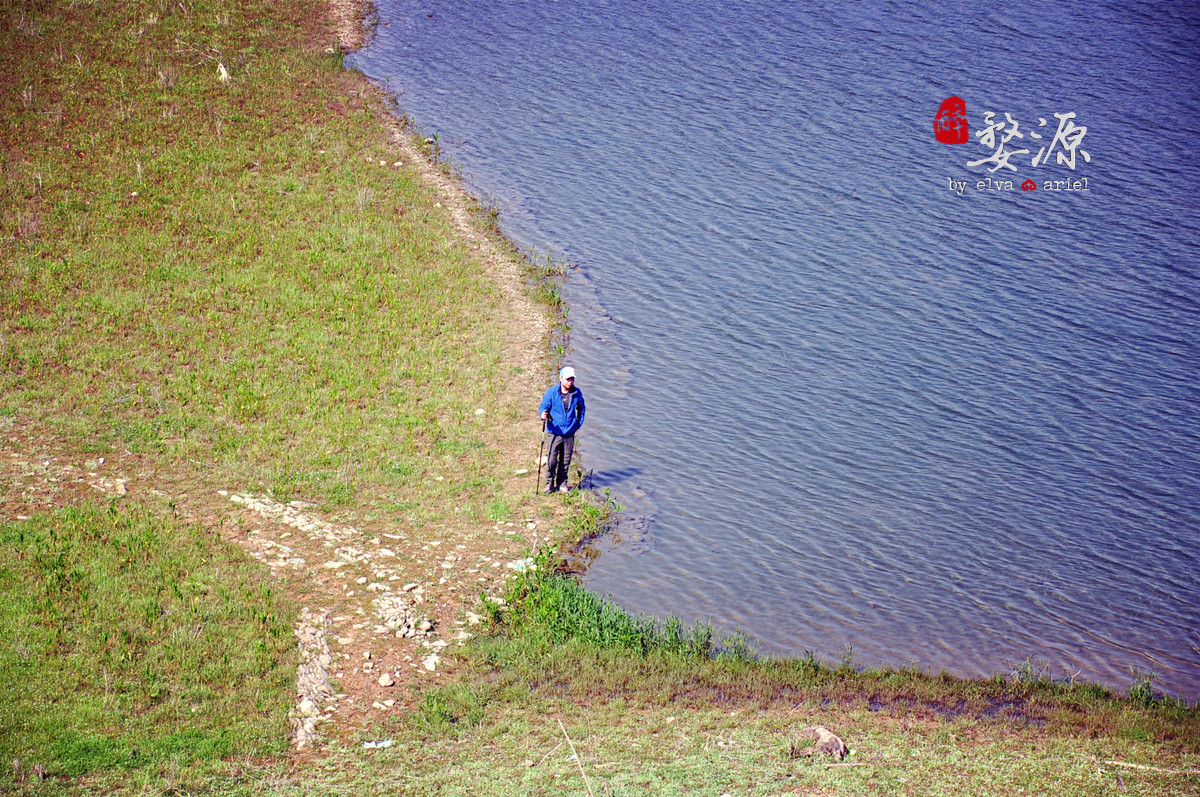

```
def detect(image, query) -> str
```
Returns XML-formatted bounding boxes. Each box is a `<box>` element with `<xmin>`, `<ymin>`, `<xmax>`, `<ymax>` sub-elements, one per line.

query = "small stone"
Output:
<box><xmin>378</xmin><ymin>673</ymin><xmax>395</xmax><ymax>687</ymax></box>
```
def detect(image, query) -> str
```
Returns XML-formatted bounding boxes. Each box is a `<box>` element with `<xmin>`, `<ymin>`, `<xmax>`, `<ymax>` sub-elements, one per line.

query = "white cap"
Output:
<box><xmin>560</xmin><ymin>366</ymin><xmax>576</xmax><ymax>380</ymax></box>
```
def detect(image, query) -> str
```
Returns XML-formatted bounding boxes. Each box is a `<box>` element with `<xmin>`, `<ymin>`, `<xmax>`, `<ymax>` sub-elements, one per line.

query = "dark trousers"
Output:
<box><xmin>546</xmin><ymin>433</ymin><xmax>575</xmax><ymax>490</ymax></box>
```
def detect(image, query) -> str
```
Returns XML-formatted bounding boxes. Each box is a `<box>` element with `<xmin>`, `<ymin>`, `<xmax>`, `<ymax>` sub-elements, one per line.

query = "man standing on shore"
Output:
<box><xmin>539</xmin><ymin>366</ymin><xmax>586</xmax><ymax>494</ymax></box>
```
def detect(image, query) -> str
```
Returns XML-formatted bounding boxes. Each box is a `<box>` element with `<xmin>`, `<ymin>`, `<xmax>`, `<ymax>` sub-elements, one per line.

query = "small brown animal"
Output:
<box><xmin>790</xmin><ymin>725</ymin><xmax>848</xmax><ymax>761</ymax></box>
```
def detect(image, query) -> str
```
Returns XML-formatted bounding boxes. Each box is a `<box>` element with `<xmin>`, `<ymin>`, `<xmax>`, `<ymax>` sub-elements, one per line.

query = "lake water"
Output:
<box><xmin>350</xmin><ymin>0</ymin><xmax>1200</xmax><ymax>699</ymax></box>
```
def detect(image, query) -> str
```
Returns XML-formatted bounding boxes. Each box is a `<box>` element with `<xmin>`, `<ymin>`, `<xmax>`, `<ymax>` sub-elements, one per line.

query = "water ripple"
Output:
<box><xmin>354</xmin><ymin>0</ymin><xmax>1200</xmax><ymax>698</ymax></box>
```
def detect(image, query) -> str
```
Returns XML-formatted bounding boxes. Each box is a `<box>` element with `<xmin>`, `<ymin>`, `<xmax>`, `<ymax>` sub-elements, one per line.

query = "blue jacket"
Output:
<box><xmin>539</xmin><ymin>384</ymin><xmax>585</xmax><ymax>437</ymax></box>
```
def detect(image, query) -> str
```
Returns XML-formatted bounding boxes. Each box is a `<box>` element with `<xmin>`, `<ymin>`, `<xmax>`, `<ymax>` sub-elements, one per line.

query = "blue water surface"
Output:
<box><xmin>350</xmin><ymin>0</ymin><xmax>1200</xmax><ymax>698</ymax></box>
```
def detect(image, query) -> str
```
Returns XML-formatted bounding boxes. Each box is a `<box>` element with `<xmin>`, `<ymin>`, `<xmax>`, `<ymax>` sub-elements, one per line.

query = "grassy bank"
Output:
<box><xmin>2</xmin><ymin>0</ymin><xmax>1199</xmax><ymax>795</ymax></box>
<box><xmin>2</xmin><ymin>0</ymin><xmax>535</xmax><ymax>517</ymax></box>
<box><xmin>2</xmin><ymin>0</ymin><xmax>551</xmax><ymax>790</ymax></box>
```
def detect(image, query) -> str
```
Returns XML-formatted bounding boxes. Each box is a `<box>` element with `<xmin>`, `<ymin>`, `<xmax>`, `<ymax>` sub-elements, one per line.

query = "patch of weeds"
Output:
<box><xmin>434</xmin><ymin>437</ymin><xmax>485</xmax><ymax>455</ymax></box>
<box><xmin>384</xmin><ymin>459</ymin><xmax>413</xmax><ymax>477</ymax></box>
<box><xmin>485</xmin><ymin>498</ymin><xmax>512</xmax><ymax>522</ymax></box>
<box><xmin>325</xmin><ymin>479</ymin><xmax>356</xmax><ymax>507</ymax></box>
<box><xmin>1011</xmin><ymin>658</ymin><xmax>1054</xmax><ymax>687</ymax></box>
<box><xmin>496</xmin><ymin>545</ymin><xmax>752</xmax><ymax>663</ymax></box>
<box><xmin>415</xmin><ymin>682</ymin><xmax>488</xmax><ymax>735</ymax></box>
<box><xmin>1129</xmin><ymin>668</ymin><xmax>1160</xmax><ymax>708</ymax></box>
<box><xmin>838</xmin><ymin>643</ymin><xmax>855</xmax><ymax>673</ymax></box>
<box><xmin>718</xmin><ymin>631</ymin><xmax>759</xmax><ymax>662</ymax></box>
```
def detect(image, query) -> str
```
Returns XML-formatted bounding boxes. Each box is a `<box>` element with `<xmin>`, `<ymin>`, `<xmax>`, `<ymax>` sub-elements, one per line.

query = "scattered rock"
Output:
<box><xmin>292</xmin><ymin>609</ymin><xmax>337</xmax><ymax>749</ymax></box>
<box><xmin>378</xmin><ymin>673</ymin><xmax>395</xmax><ymax>687</ymax></box>
<box><xmin>373</xmin><ymin>593</ymin><xmax>430</xmax><ymax>638</ymax></box>
<box><xmin>88</xmin><ymin>476</ymin><xmax>127</xmax><ymax>495</ymax></box>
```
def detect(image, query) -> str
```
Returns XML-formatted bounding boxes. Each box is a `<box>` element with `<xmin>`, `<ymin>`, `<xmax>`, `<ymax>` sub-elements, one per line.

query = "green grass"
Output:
<box><xmin>278</xmin><ymin>697</ymin><xmax>1197</xmax><ymax>797</ymax></box>
<box><xmin>382</xmin><ymin>494</ymin><xmax>1199</xmax><ymax>795</ymax></box>
<box><xmin>1</xmin><ymin>0</ymin><xmax>524</xmax><ymax>518</ymax></box>
<box><xmin>358</xmin><ymin>580</ymin><xmax>1200</xmax><ymax>797</ymax></box>
<box><xmin>0</xmin><ymin>504</ymin><xmax>295</xmax><ymax>790</ymax></box>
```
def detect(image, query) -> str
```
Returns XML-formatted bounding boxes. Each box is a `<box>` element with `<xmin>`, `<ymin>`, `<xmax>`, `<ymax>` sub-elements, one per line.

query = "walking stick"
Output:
<box><xmin>535</xmin><ymin>417</ymin><xmax>547</xmax><ymax>495</ymax></box>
